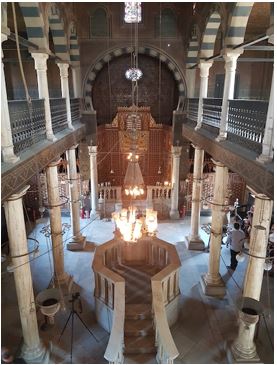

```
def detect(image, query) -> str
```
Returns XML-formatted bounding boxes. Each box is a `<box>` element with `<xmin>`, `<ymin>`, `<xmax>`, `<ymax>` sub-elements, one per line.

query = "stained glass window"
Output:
<box><xmin>124</xmin><ymin>2</ymin><xmax>141</xmax><ymax>23</ymax></box>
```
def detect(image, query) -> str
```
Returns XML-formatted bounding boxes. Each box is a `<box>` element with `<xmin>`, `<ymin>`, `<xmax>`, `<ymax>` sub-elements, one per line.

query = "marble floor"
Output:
<box><xmin>1</xmin><ymin>215</ymin><xmax>274</xmax><ymax>364</ymax></box>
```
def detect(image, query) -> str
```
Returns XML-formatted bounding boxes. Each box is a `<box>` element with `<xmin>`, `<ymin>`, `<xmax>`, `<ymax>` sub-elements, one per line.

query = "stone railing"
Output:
<box><xmin>70</xmin><ymin>98</ymin><xmax>80</xmax><ymax>124</ymax></box>
<box><xmin>146</xmin><ymin>186</ymin><xmax>172</xmax><ymax>218</ymax></box>
<box><xmin>186</xmin><ymin>98</ymin><xmax>199</xmax><ymax>122</ymax></box>
<box><xmin>92</xmin><ymin>240</ymin><xmax>125</xmax><ymax>364</ymax></box>
<box><xmin>150</xmin><ymin>239</ymin><xmax>181</xmax><ymax>364</ymax></box>
<box><xmin>227</xmin><ymin>99</ymin><xmax>268</xmax><ymax>154</ymax></box>
<box><xmin>98</xmin><ymin>186</ymin><xmax>122</xmax><ymax>201</ymax></box>
<box><xmin>50</xmin><ymin>98</ymin><xmax>68</xmax><ymax>133</ymax></box>
<box><xmin>202</xmin><ymin>98</ymin><xmax>222</xmax><ymax>128</ymax></box>
<box><xmin>8</xmin><ymin>99</ymin><xmax>46</xmax><ymax>154</ymax></box>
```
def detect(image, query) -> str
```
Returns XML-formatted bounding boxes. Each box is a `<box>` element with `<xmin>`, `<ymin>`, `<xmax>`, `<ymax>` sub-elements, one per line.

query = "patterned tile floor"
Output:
<box><xmin>1</xmin><ymin>215</ymin><xmax>274</xmax><ymax>364</ymax></box>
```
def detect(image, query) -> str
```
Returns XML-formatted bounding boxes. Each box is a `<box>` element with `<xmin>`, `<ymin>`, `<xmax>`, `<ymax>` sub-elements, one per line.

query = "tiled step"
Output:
<box><xmin>124</xmin><ymin>336</ymin><xmax>156</xmax><ymax>354</ymax></box>
<box><xmin>125</xmin><ymin>319</ymin><xmax>154</xmax><ymax>336</ymax></box>
<box><xmin>125</xmin><ymin>304</ymin><xmax>152</xmax><ymax>320</ymax></box>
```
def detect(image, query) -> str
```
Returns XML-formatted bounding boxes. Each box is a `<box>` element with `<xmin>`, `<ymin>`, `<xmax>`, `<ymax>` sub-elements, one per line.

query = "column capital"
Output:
<box><xmin>198</xmin><ymin>60</ymin><xmax>213</xmax><ymax>77</ymax></box>
<box><xmin>267</xmin><ymin>27</ymin><xmax>274</xmax><ymax>44</ymax></box>
<box><xmin>6</xmin><ymin>185</ymin><xmax>30</xmax><ymax>201</ymax></box>
<box><xmin>222</xmin><ymin>48</ymin><xmax>244</xmax><ymax>70</ymax></box>
<box><xmin>57</xmin><ymin>62</ymin><xmax>69</xmax><ymax>78</ymax></box>
<box><xmin>48</xmin><ymin>158</ymin><xmax>62</xmax><ymax>167</ymax></box>
<box><xmin>211</xmin><ymin>159</ymin><xmax>225</xmax><ymax>168</ymax></box>
<box><xmin>191</xmin><ymin>143</ymin><xmax>203</xmax><ymax>151</ymax></box>
<box><xmin>171</xmin><ymin>146</ymin><xmax>182</xmax><ymax>157</ymax></box>
<box><xmin>88</xmin><ymin>145</ymin><xmax>97</xmax><ymax>155</ymax></box>
<box><xmin>68</xmin><ymin>144</ymin><xmax>79</xmax><ymax>151</ymax></box>
<box><xmin>31</xmin><ymin>52</ymin><xmax>49</xmax><ymax>71</ymax></box>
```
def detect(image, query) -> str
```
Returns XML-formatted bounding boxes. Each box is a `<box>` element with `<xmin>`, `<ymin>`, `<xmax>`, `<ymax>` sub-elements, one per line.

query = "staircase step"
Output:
<box><xmin>124</xmin><ymin>353</ymin><xmax>157</xmax><ymax>364</ymax></box>
<box><xmin>124</xmin><ymin>336</ymin><xmax>156</xmax><ymax>354</ymax></box>
<box><xmin>125</xmin><ymin>304</ymin><xmax>152</xmax><ymax>320</ymax></box>
<box><xmin>125</xmin><ymin>319</ymin><xmax>154</xmax><ymax>336</ymax></box>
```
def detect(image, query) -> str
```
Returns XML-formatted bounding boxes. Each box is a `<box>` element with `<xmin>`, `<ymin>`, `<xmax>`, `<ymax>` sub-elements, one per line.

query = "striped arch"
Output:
<box><xmin>83</xmin><ymin>46</ymin><xmax>187</xmax><ymax>111</ymax></box>
<box><xmin>186</xmin><ymin>30</ymin><xmax>199</xmax><ymax>67</ymax></box>
<box><xmin>18</xmin><ymin>2</ymin><xmax>47</xmax><ymax>49</ymax></box>
<box><xmin>48</xmin><ymin>4</ymin><xmax>69</xmax><ymax>61</ymax></box>
<box><xmin>69</xmin><ymin>23</ymin><xmax>80</xmax><ymax>63</ymax></box>
<box><xmin>225</xmin><ymin>2</ymin><xmax>254</xmax><ymax>48</ymax></box>
<box><xmin>200</xmin><ymin>11</ymin><xmax>221</xmax><ymax>59</ymax></box>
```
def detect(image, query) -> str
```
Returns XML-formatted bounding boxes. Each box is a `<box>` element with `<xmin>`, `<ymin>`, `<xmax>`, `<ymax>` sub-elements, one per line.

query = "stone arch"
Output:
<box><xmin>186</xmin><ymin>24</ymin><xmax>199</xmax><ymax>67</ymax></box>
<box><xmin>83</xmin><ymin>46</ymin><xmax>187</xmax><ymax>111</ymax></box>
<box><xmin>199</xmin><ymin>10</ymin><xmax>221</xmax><ymax>59</ymax></box>
<box><xmin>68</xmin><ymin>22</ymin><xmax>80</xmax><ymax>64</ymax></box>
<box><xmin>18</xmin><ymin>2</ymin><xmax>48</xmax><ymax>49</ymax></box>
<box><xmin>47</xmin><ymin>3</ymin><xmax>69</xmax><ymax>61</ymax></box>
<box><xmin>225</xmin><ymin>2</ymin><xmax>254</xmax><ymax>48</ymax></box>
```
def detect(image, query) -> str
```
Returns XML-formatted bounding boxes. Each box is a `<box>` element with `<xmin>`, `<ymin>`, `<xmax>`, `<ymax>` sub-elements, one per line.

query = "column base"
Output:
<box><xmin>67</xmin><ymin>235</ymin><xmax>86</xmax><ymax>251</ymax></box>
<box><xmin>256</xmin><ymin>154</ymin><xmax>273</xmax><ymax>164</ymax></box>
<box><xmin>54</xmin><ymin>272</ymin><xmax>73</xmax><ymax>289</ymax></box>
<box><xmin>2</xmin><ymin>151</ymin><xmax>20</xmax><ymax>164</ymax></box>
<box><xmin>215</xmin><ymin>133</ymin><xmax>227</xmax><ymax>142</ymax></box>
<box><xmin>90</xmin><ymin>210</ymin><xmax>101</xmax><ymax>220</ymax></box>
<box><xmin>46</xmin><ymin>132</ymin><xmax>57</xmax><ymax>142</ymax></box>
<box><xmin>170</xmin><ymin>210</ymin><xmax>180</xmax><ymax>219</ymax></box>
<box><xmin>185</xmin><ymin>236</ymin><xmax>205</xmax><ymax>250</ymax></box>
<box><xmin>200</xmin><ymin>274</ymin><xmax>226</xmax><ymax>297</ymax></box>
<box><xmin>195</xmin><ymin>124</ymin><xmax>201</xmax><ymax>131</ymax></box>
<box><xmin>68</xmin><ymin>124</ymin><xmax>75</xmax><ymax>130</ymax></box>
<box><xmin>225</xmin><ymin>340</ymin><xmax>261</xmax><ymax>364</ymax></box>
<box><xmin>21</xmin><ymin>341</ymin><xmax>50</xmax><ymax>364</ymax></box>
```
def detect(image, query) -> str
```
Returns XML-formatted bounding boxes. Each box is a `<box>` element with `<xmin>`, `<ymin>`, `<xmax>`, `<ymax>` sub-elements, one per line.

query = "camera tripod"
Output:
<box><xmin>58</xmin><ymin>292</ymin><xmax>99</xmax><ymax>363</ymax></box>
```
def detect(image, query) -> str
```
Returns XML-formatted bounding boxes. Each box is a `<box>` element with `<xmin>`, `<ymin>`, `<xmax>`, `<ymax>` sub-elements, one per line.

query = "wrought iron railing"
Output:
<box><xmin>202</xmin><ymin>98</ymin><xmax>222</xmax><ymax>128</ymax></box>
<box><xmin>186</xmin><ymin>98</ymin><xmax>199</xmax><ymax>122</ymax></box>
<box><xmin>227</xmin><ymin>99</ymin><xmax>268</xmax><ymax>154</ymax></box>
<box><xmin>70</xmin><ymin>98</ymin><xmax>80</xmax><ymax>124</ymax></box>
<box><xmin>50</xmin><ymin>98</ymin><xmax>68</xmax><ymax>133</ymax></box>
<box><xmin>8</xmin><ymin>99</ymin><xmax>46</xmax><ymax>154</ymax></box>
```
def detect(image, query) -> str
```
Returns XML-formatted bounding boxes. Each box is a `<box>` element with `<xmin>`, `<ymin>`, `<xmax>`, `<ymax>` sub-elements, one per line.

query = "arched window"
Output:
<box><xmin>90</xmin><ymin>8</ymin><xmax>108</xmax><ymax>37</ymax></box>
<box><xmin>156</xmin><ymin>8</ymin><xmax>177</xmax><ymax>37</ymax></box>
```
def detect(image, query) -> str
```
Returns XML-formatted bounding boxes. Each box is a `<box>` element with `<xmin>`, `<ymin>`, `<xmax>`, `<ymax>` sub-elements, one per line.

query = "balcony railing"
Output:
<box><xmin>70</xmin><ymin>98</ymin><xmax>80</xmax><ymax>124</ymax></box>
<box><xmin>202</xmin><ymin>98</ymin><xmax>222</xmax><ymax>128</ymax></box>
<box><xmin>227</xmin><ymin>99</ymin><xmax>268</xmax><ymax>154</ymax></box>
<box><xmin>8</xmin><ymin>99</ymin><xmax>46</xmax><ymax>154</ymax></box>
<box><xmin>186</xmin><ymin>98</ymin><xmax>199</xmax><ymax>122</ymax></box>
<box><xmin>50</xmin><ymin>98</ymin><xmax>68</xmax><ymax>133</ymax></box>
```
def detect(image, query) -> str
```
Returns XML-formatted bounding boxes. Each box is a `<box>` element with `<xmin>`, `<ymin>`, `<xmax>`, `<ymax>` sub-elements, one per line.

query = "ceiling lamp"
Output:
<box><xmin>112</xmin><ymin>207</ymin><xmax>157</xmax><ymax>243</ymax></box>
<box><xmin>125</xmin><ymin>67</ymin><xmax>143</xmax><ymax>81</ymax></box>
<box><xmin>124</xmin><ymin>152</ymin><xmax>144</xmax><ymax>197</ymax></box>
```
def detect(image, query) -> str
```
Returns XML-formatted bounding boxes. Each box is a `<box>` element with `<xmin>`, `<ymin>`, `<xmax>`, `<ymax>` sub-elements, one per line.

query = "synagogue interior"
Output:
<box><xmin>1</xmin><ymin>2</ymin><xmax>274</xmax><ymax>364</ymax></box>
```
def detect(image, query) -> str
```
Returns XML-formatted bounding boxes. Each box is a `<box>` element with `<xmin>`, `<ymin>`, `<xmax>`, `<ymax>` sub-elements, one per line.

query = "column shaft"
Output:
<box><xmin>72</xmin><ymin>65</ymin><xmax>82</xmax><ymax>98</ymax></box>
<box><xmin>186</xmin><ymin>68</ymin><xmax>196</xmax><ymax>98</ymax></box>
<box><xmin>243</xmin><ymin>194</ymin><xmax>273</xmax><ymax>300</ymax></box>
<box><xmin>1</xmin><ymin>34</ymin><xmax>19</xmax><ymax>163</ymax></box>
<box><xmin>187</xmin><ymin>146</ymin><xmax>205</xmax><ymax>250</ymax></box>
<box><xmin>57</xmin><ymin>63</ymin><xmax>73</xmax><ymax>130</ymax></box>
<box><xmin>217</xmin><ymin>49</ymin><xmax>242</xmax><ymax>141</ymax></box>
<box><xmin>32</xmin><ymin>52</ymin><xmax>56</xmax><ymax>141</ymax></box>
<box><xmin>46</xmin><ymin>161</ymin><xmax>68</xmax><ymax>284</ymax></box>
<box><xmin>201</xmin><ymin>161</ymin><xmax>228</xmax><ymax>296</ymax></box>
<box><xmin>195</xmin><ymin>61</ymin><xmax>213</xmax><ymax>130</ymax></box>
<box><xmin>88</xmin><ymin>146</ymin><xmax>98</xmax><ymax>215</ymax></box>
<box><xmin>4</xmin><ymin>186</ymin><xmax>47</xmax><ymax>363</ymax></box>
<box><xmin>170</xmin><ymin>146</ymin><xmax>182</xmax><ymax>219</ymax></box>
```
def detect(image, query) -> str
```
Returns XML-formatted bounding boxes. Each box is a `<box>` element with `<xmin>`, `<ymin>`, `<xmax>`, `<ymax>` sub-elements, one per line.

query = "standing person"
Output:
<box><xmin>226</xmin><ymin>222</ymin><xmax>245</xmax><ymax>271</ymax></box>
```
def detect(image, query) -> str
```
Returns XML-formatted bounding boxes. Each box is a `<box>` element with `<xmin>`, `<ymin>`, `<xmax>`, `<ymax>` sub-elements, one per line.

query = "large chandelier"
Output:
<box><xmin>124</xmin><ymin>152</ymin><xmax>144</xmax><ymax>197</ymax></box>
<box><xmin>112</xmin><ymin>207</ymin><xmax>158</xmax><ymax>242</ymax></box>
<box><xmin>125</xmin><ymin>67</ymin><xmax>143</xmax><ymax>81</ymax></box>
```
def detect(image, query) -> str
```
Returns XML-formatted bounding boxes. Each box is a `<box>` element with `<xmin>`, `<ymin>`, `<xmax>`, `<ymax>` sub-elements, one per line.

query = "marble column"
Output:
<box><xmin>66</xmin><ymin>146</ymin><xmax>86</xmax><ymax>250</ymax></box>
<box><xmin>243</xmin><ymin>194</ymin><xmax>273</xmax><ymax>300</ymax></box>
<box><xmin>200</xmin><ymin>160</ymin><xmax>228</xmax><ymax>296</ymax></box>
<box><xmin>88</xmin><ymin>146</ymin><xmax>98</xmax><ymax>216</ymax></box>
<box><xmin>32</xmin><ymin>52</ymin><xmax>56</xmax><ymax>141</ymax></box>
<box><xmin>71</xmin><ymin>65</ymin><xmax>82</xmax><ymax>98</ymax></box>
<box><xmin>57</xmin><ymin>62</ymin><xmax>74</xmax><ymax>130</ymax></box>
<box><xmin>195</xmin><ymin>61</ymin><xmax>213</xmax><ymax>130</ymax></box>
<box><xmin>216</xmin><ymin>49</ymin><xmax>243</xmax><ymax>141</ymax></box>
<box><xmin>146</xmin><ymin>186</ymin><xmax>153</xmax><ymax>209</ymax></box>
<box><xmin>1</xmin><ymin>33</ymin><xmax>19</xmax><ymax>163</ymax></box>
<box><xmin>170</xmin><ymin>146</ymin><xmax>182</xmax><ymax>219</ymax></box>
<box><xmin>186</xmin><ymin>146</ymin><xmax>205</xmax><ymax>250</ymax></box>
<box><xmin>257</xmin><ymin>67</ymin><xmax>274</xmax><ymax>163</ymax></box>
<box><xmin>46</xmin><ymin>159</ymin><xmax>71</xmax><ymax>285</ymax></box>
<box><xmin>4</xmin><ymin>186</ymin><xmax>49</xmax><ymax>363</ymax></box>
<box><xmin>186</xmin><ymin>68</ymin><xmax>196</xmax><ymax>98</ymax></box>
